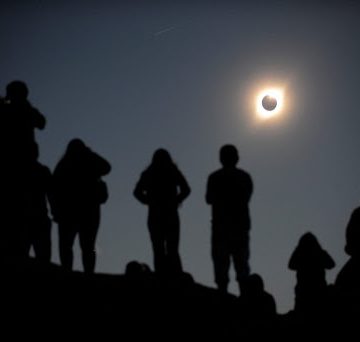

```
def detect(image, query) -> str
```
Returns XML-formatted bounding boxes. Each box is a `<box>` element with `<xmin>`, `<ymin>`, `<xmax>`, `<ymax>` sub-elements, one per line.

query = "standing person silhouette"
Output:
<box><xmin>22</xmin><ymin>142</ymin><xmax>53</xmax><ymax>262</ymax></box>
<box><xmin>206</xmin><ymin>145</ymin><xmax>253</xmax><ymax>295</ymax></box>
<box><xmin>50</xmin><ymin>139</ymin><xmax>111</xmax><ymax>273</ymax></box>
<box><xmin>0</xmin><ymin>81</ymin><xmax>46</xmax><ymax>262</ymax></box>
<box><xmin>134</xmin><ymin>149</ymin><xmax>191</xmax><ymax>275</ymax></box>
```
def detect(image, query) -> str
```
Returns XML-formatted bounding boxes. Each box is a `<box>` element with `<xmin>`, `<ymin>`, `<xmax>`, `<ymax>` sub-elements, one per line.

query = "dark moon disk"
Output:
<box><xmin>262</xmin><ymin>95</ymin><xmax>277</xmax><ymax>111</ymax></box>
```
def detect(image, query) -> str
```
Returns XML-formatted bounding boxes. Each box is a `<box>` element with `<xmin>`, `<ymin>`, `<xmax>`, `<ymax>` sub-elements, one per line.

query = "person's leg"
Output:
<box><xmin>149</xmin><ymin>225</ymin><xmax>166</xmax><ymax>274</ymax></box>
<box><xmin>232</xmin><ymin>230</ymin><xmax>250</xmax><ymax>295</ymax></box>
<box><xmin>33</xmin><ymin>218</ymin><xmax>52</xmax><ymax>263</ymax></box>
<box><xmin>59</xmin><ymin>221</ymin><xmax>77</xmax><ymax>271</ymax></box>
<box><xmin>212</xmin><ymin>228</ymin><xmax>230</xmax><ymax>293</ymax></box>
<box><xmin>23</xmin><ymin>223</ymin><xmax>32</xmax><ymax>259</ymax></box>
<box><xmin>166</xmin><ymin>212</ymin><xmax>182</xmax><ymax>274</ymax></box>
<box><xmin>148</xmin><ymin>208</ymin><xmax>167</xmax><ymax>274</ymax></box>
<box><xmin>79</xmin><ymin>212</ymin><xmax>100</xmax><ymax>274</ymax></box>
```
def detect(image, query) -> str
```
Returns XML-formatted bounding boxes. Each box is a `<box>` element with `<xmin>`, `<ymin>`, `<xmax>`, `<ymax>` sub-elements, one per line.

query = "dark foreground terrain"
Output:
<box><xmin>1</xmin><ymin>258</ymin><xmax>358</xmax><ymax>340</ymax></box>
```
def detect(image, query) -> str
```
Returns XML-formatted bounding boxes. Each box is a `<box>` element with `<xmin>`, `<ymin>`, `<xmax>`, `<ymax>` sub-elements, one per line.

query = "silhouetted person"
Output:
<box><xmin>344</xmin><ymin>207</ymin><xmax>360</xmax><ymax>258</ymax></box>
<box><xmin>288</xmin><ymin>232</ymin><xmax>335</xmax><ymax>313</ymax></box>
<box><xmin>1</xmin><ymin>82</ymin><xmax>46</xmax><ymax>262</ymax></box>
<box><xmin>336</xmin><ymin>207</ymin><xmax>360</xmax><ymax>292</ymax></box>
<box><xmin>125</xmin><ymin>260</ymin><xmax>152</xmax><ymax>279</ymax></box>
<box><xmin>206</xmin><ymin>145</ymin><xmax>253</xmax><ymax>294</ymax></box>
<box><xmin>238</xmin><ymin>273</ymin><xmax>277</xmax><ymax>321</ymax></box>
<box><xmin>22</xmin><ymin>142</ymin><xmax>52</xmax><ymax>262</ymax></box>
<box><xmin>50</xmin><ymin>139</ymin><xmax>111</xmax><ymax>273</ymax></box>
<box><xmin>134</xmin><ymin>149</ymin><xmax>191</xmax><ymax>275</ymax></box>
<box><xmin>2</xmin><ymin>80</ymin><xmax>46</xmax><ymax>163</ymax></box>
<box><xmin>333</xmin><ymin>207</ymin><xmax>360</xmax><ymax>327</ymax></box>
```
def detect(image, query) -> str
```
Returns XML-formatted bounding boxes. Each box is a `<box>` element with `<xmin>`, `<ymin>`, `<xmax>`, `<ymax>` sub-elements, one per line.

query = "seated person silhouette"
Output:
<box><xmin>125</xmin><ymin>261</ymin><xmax>152</xmax><ymax>280</ymax></box>
<box><xmin>288</xmin><ymin>232</ymin><xmax>335</xmax><ymax>313</ymax></box>
<box><xmin>238</xmin><ymin>273</ymin><xmax>277</xmax><ymax>321</ymax></box>
<box><xmin>50</xmin><ymin>139</ymin><xmax>111</xmax><ymax>273</ymax></box>
<box><xmin>206</xmin><ymin>145</ymin><xmax>253</xmax><ymax>294</ymax></box>
<box><xmin>134</xmin><ymin>149</ymin><xmax>191</xmax><ymax>275</ymax></box>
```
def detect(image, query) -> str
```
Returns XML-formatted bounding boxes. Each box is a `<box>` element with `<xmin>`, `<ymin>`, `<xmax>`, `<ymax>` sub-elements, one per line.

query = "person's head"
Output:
<box><xmin>6</xmin><ymin>80</ymin><xmax>29</xmax><ymax>103</ymax></box>
<box><xmin>298</xmin><ymin>231</ymin><xmax>321</xmax><ymax>251</ymax></box>
<box><xmin>125</xmin><ymin>261</ymin><xmax>144</xmax><ymax>276</ymax></box>
<box><xmin>345</xmin><ymin>207</ymin><xmax>360</xmax><ymax>256</ymax></box>
<box><xmin>125</xmin><ymin>261</ymin><xmax>152</xmax><ymax>277</ymax></box>
<box><xmin>151</xmin><ymin>148</ymin><xmax>173</xmax><ymax>167</ymax></box>
<box><xmin>220</xmin><ymin>144</ymin><xmax>239</xmax><ymax>168</ymax></box>
<box><xmin>245</xmin><ymin>273</ymin><xmax>265</xmax><ymax>294</ymax></box>
<box><xmin>65</xmin><ymin>138</ymin><xmax>86</xmax><ymax>157</ymax></box>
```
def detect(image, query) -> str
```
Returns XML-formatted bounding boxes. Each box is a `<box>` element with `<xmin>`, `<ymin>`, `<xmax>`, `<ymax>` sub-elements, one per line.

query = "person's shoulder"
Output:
<box><xmin>209</xmin><ymin>168</ymin><xmax>223</xmax><ymax>177</ymax></box>
<box><xmin>236</xmin><ymin>167</ymin><xmax>250</xmax><ymax>175</ymax></box>
<box><xmin>52</xmin><ymin>158</ymin><xmax>68</xmax><ymax>176</ymax></box>
<box><xmin>29</xmin><ymin>104</ymin><xmax>40</xmax><ymax>113</ymax></box>
<box><xmin>174</xmin><ymin>165</ymin><xmax>187</xmax><ymax>178</ymax></box>
<box><xmin>236</xmin><ymin>168</ymin><xmax>252</xmax><ymax>180</ymax></box>
<box><xmin>139</xmin><ymin>168</ymin><xmax>151</xmax><ymax>182</ymax></box>
<box><xmin>351</xmin><ymin>207</ymin><xmax>360</xmax><ymax>217</ymax></box>
<box><xmin>36</xmin><ymin>162</ymin><xmax>51</xmax><ymax>175</ymax></box>
<box><xmin>28</xmin><ymin>104</ymin><xmax>46</xmax><ymax>126</ymax></box>
<box><xmin>207</xmin><ymin>169</ymin><xmax>223</xmax><ymax>182</ymax></box>
<box><xmin>21</xmin><ymin>102</ymin><xmax>42</xmax><ymax>116</ymax></box>
<box><xmin>43</xmin><ymin>164</ymin><xmax>52</xmax><ymax>175</ymax></box>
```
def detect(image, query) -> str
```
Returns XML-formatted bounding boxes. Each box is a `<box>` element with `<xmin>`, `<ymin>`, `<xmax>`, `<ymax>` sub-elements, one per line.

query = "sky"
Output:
<box><xmin>1</xmin><ymin>0</ymin><xmax>360</xmax><ymax>313</ymax></box>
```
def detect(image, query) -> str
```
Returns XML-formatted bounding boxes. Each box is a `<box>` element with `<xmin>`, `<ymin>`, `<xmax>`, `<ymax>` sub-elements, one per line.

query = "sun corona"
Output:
<box><xmin>256</xmin><ymin>88</ymin><xmax>284</xmax><ymax>119</ymax></box>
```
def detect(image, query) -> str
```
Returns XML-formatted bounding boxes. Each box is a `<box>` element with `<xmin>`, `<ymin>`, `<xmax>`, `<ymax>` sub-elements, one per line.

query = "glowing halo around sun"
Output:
<box><xmin>256</xmin><ymin>88</ymin><xmax>284</xmax><ymax>120</ymax></box>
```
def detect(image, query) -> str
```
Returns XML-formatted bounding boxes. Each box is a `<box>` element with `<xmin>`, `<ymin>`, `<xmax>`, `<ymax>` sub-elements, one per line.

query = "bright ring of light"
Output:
<box><xmin>256</xmin><ymin>88</ymin><xmax>284</xmax><ymax>119</ymax></box>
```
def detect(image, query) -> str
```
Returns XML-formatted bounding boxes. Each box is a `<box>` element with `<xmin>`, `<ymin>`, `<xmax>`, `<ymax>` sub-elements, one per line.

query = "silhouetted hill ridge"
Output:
<box><xmin>1</xmin><ymin>258</ymin><xmax>358</xmax><ymax>339</ymax></box>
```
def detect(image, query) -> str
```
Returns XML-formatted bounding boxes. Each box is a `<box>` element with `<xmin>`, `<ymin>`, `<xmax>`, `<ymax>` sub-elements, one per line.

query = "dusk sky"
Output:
<box><xmin>1</xmin><ymin>0</ymin><xmax>360</xmax><ymax>313</ymax></box>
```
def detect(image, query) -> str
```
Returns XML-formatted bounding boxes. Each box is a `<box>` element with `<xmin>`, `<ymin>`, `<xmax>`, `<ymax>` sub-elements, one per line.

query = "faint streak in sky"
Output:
<box><xmin>153</xmin><ymin>26</ymin><xmax>176</xmax><ymax>37</ymax></box>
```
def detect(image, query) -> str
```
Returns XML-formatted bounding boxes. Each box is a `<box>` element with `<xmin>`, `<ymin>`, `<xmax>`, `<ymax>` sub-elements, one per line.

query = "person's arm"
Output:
<box><xmin>47</xmin><ymin>169</ymin><xmax>59</xmax><ymax>222</ymax></box>
<box><xmin>133</xmin><ymin>174</ymin><xmax>149</xmax><ymax>205</ymax></box>
<box><xmin>245</xmin><ymin>173</ymin><xmax>254</xmax><ymax>203</ymax></box>
<box><xmin>31</xmin><ymin>106</ymin><xmax>46</xmax><ymax>130</ymax></box>
<box><xmin>322</xmin><ymin>250</ymin><xmax>336</xmax><ymax>269</ymax></box>
<box><xmin>205</xmin><ymin>175</ymin><xmax>214</xmax><ymax>205</ymax></box>
<box><xmin>43</xmin><ymin>166</ymin><xmax>54</xmax><ymax>216</ymax></box>
<box><xmin>288</xmin><ymin>249</ymin><xmax>299</xmax><ymax>270</ymax></box>
<box><xmin>177</xmin><ymin>172</ymin><xmax>191</xmax><ymax>204</ymax></box>
<box><xmin>88</xmin><ymin>149</ymin><xmax>112</xmax><ymax>177</ymax></box>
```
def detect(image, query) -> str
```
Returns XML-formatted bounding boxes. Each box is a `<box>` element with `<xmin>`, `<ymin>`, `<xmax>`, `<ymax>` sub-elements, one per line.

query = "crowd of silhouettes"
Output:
<box><xmin>0</xmin><ymin>81</ymin><xmax>111</xmax><ymax>274</ymax></box>
<box><xmin>1</xmin><ymin>81</ymin><xmax>48</xmax><ymax>261</ymax></box>
<box><xmin>1</xmin><ymin>80</ymin><xmax>359</xmax><ymax>319</ymax></box>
